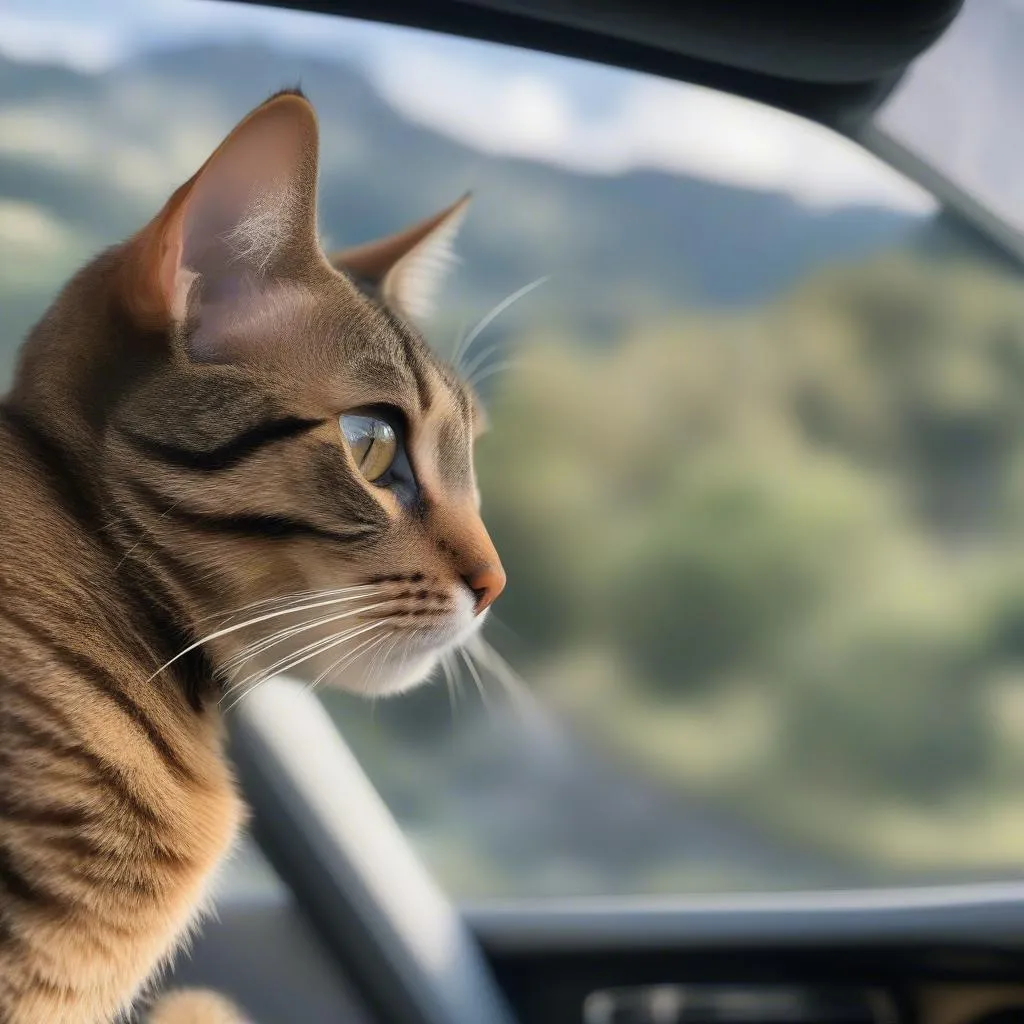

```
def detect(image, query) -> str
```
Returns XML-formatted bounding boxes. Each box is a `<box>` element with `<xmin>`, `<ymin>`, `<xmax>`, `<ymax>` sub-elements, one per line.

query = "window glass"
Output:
<box><xmin>4</xmin><ymin>0</ymin><xmax>1023</xmax><ymax>901</ymax></box>
<box><xmin>878</xmin><ymin>0</ymin><xmax>1024</xmax><ymax>241</ymax></box>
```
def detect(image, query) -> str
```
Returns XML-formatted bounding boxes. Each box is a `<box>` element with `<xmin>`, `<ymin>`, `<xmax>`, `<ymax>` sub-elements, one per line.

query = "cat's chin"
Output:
<box><xmin>368</xmin><ymin>650</ymin><xmax>446</xmax><ymax>698</ymax></box>
<box><xmin>324</xmin><ymin>588</ymin><xmax>486</xmax><ymax>698</ymax></box>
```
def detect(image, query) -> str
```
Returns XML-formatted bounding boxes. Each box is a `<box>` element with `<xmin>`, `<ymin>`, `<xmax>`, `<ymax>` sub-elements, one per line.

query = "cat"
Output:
<box><xmin>0</xmin><ymin>89</ymin><xmax>505</xmax><ymax>1023</ymax></box>
<box><xmin>146</xmin><ymin>989</ymin><xmax>250</xmax><ymax>1023</ymax></box>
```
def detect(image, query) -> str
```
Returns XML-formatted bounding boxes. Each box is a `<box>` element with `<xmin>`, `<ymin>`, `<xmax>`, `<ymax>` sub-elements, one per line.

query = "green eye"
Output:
<box><xmin>341</xmin><ymin>414</ymin><xmax>398</xmax><ymax>483</ymax></box>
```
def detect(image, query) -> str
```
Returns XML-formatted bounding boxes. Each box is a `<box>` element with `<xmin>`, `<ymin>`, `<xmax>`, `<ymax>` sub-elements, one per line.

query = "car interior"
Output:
<box><xmin>151</xmin><ymin>1</ymin><xmax>1024</xmax><ymax>1022</ymax></box>
<box><xmin>11</xmin><ymin>0</ymin><xmax>1024</xmax><ymax>1022</ymax></box>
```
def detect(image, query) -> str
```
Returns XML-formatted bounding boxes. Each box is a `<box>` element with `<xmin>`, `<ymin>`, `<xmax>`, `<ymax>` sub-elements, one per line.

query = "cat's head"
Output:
<box><xmin>13</xmin><ymin>91</ymin><xmax>505</xmax><ymax>698</ymax></box>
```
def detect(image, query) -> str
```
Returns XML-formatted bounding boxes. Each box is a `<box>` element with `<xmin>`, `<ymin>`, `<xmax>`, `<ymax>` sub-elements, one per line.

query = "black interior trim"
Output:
<box><xmin>479</xmin><ymin>944</ymin><xmax>1024</xmax><ymax>1024</ymax></box>
<box><xmin>465</xmin><ymin>897</ymin><xmax>1024</xmax><ymax>1022</ymax></box>
<box><xmin>231</xmin><ymin>0</ymin><xmax>964</xmax><ymax>130</ymax></box>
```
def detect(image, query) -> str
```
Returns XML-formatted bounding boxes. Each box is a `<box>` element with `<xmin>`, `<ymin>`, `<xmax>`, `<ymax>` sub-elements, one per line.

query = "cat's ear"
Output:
<box><xmin>329</xmin><ymin>193</ymin><xmax>470</xmax><ymax>325</ymax></box>
<box><xmin>121</xmin><ymin>90</ymin><xmax>320</xmax><ymax>338</ymax></box>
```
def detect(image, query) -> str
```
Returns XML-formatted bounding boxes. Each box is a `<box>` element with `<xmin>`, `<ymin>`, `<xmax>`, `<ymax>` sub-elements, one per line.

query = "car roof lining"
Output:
<box><xmin>239</xmin><ymin>0</ymin><xmax>964</xmax><ymax>131</ymax></box>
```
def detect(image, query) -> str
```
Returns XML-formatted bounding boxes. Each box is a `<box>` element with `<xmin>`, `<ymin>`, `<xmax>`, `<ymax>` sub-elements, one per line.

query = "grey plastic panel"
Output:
<box><xmin>164</xmin><ymin>883</ymin><xmax>373</xmax><ymax>1024</ymax></box>
<box><xmin>465</xmin><ymin>884</ymin><xmax>1024</xmax><ymax>953</ymax></box>
<box><xmin>229</xmin><ymin>676</ymin><xmax>519</xmax><ymax>1024</ymax></box>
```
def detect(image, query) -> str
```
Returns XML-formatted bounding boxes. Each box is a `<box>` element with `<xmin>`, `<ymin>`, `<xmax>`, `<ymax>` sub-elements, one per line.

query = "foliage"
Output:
<box><xmin>477</xmin><ymin>249</ymin><xmax>1024</xmax><ymax>844</ymax></box>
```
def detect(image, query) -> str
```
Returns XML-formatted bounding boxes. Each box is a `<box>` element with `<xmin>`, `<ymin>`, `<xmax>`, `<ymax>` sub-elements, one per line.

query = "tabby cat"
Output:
<box><xmin>0</xmin><ymin>90</ymin><xmax>505</xmax><ymax>1023</ymax></box>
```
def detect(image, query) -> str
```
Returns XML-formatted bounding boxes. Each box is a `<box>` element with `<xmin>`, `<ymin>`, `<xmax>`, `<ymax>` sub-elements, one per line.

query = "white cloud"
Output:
<box><xmin>372</xmin><ymin>48</ymin><xmax>936</xmax><ymax>214</ymax></box>
<box><xmin>0</xmin><ymin>13</ymin><xmax>125</xmax><ymax>72</ymax></box>
<box><xmin>0</xmin><ymin>199</ymin><xmax>73</xmax><ymax>252</ymax></box>
<box><xmin>0</xmin><ymin>0</ymin><xmax>388</xmax><ymax>72</ymax></box>
<box><xmin>0</xmin><ymin>99</ymin><xmax>225</xmax><ymax>202</ymax></box>
<box><xmin>0</xmin><ymin>200</ymin><xmax>87</xmax><ymax>288</ymax></box>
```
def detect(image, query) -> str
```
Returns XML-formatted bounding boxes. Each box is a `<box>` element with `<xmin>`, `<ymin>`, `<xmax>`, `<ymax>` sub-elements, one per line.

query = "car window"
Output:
<box><xmin>4</xmin><ymin>0</ymin><xmax>1024</xmax><ymax>902</ymax></box>
<box><xmin>878</xmin><ymin>0</ymin><xmax>1024</xmax><ymax>244</ymax></box>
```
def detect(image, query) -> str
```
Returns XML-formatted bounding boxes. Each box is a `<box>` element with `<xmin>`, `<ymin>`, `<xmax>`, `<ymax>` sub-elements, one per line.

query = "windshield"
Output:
<box><xmin>876</xmin><ymin>0</ymin><xmax>1024</xmax><ymax>245</ymax></box>
<box><xmin>3</xmin><ymin>0</ymin><xmax>1023</xmax><ymax>902</ymax></box>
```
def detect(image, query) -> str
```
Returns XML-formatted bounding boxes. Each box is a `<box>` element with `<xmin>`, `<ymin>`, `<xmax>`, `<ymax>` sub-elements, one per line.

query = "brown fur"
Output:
<box><xmin>0</xmin><ymin>91</ymin><xmax>504</xmax><ymax>1022</ymax></box>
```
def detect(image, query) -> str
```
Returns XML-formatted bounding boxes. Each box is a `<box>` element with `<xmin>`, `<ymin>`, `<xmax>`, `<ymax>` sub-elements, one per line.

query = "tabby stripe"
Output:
<box><xmin>127</xmin><ymin>477</ymin><xmax>377</xmax><ymax>547</ymax></box>
<box><xmin>48</xmin><ymin>827</ymin><xmax>188</xmax><ymax>872</ymax></box>
<box><xmin>0</xmin><ymin>910</ymin><xmax>24</xmax><ymax>956</ymax></box>
<box><xmin>1</xmin><ymin>695</ymin><xmax>161</xmax><ymax>826</ymax></box>
<box><xmin>109</xmin><ymin>518</ymin><xmax>216</xmax><ymax>711</ymax></box>
<box><xmin>117</xmin><ymin>508</ymin><xmax>220</xmax><ymax>606</ymax></box>
<box><xmin>0</xmin><ymin>608</ymin><xmax>196</xmax><ymax>785</ymax></box>
<box><xmin>111</xmin><ymin>513</ymin><xmax>205</xmax><ymax>631</ymax></box>
<box><xmin>0</xmin><ymin>843</ymin><xmax>64</xmax><ymax>909</ymax></box>
<box><xmin>168</xmin><ymin>509</ymin><xmax>377</xmax><ymax>546</ymax></box>
<box><xmin>26</xmin><ymin>965</ymin><xmax>78</xmax><ymax>999</ymax></box>
<box><xmin>4</xmin><ymin>704</ymin><xmax>105</xmax><ymax>780</ymax></box>
<box><xmin>47</xmin><ymin>832</ymin><xmax>110</xmax><ymax>861</ymax></box>
<box><xmin>0</xmin><ymin>405</ymin><xmax>103</xmax><ymax>534</ymax></box>
<box><xmin>380</xmin><ymin>304</ymin><xmax>433</xmax><ymax>412</ymax></box>
<box><xmin>119</xmin><ymin>416</ymin><xmax>321</xmax><ymax>472</ymax></box>
<box><xmin>0</xmin><ymin>797</ymin><xmax>91</xmax><ymax>832</ymax></box>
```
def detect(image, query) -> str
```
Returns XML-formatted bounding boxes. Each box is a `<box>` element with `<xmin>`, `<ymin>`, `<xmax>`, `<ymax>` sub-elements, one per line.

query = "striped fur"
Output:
<box><xmin>0</xmin><ymin>91</ymin><xmax>504</xmax><ymax>1022</ymax></box>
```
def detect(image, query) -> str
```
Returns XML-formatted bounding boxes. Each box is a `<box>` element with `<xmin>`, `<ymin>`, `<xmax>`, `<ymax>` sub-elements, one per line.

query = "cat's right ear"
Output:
<box><xmin>119</xmin><ymin>90</ymin><xmax>321</xmax><ymax>339</ymax></box>
<box><xmin>329</xmin><ymin>193</ymin><xmax>470</xmax><ymax>327</ymax></box>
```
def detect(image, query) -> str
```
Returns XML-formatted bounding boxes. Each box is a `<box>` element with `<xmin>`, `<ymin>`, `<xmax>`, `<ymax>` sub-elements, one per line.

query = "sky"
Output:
<box><xmin>0</xmin><ymin>0</ymin><xmax>936</xmax><ymax>214</ymax></box>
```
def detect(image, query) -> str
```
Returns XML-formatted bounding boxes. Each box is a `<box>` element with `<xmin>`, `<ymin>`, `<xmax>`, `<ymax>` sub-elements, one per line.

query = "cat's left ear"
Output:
<box><xmin>119</xmin><ymin>89</ymin><xmax>322</xmax><ymax>340</ymax></box>
<box><xmin>329</xmin><ymin>193</ymin><xmax>470</xmax><ymax>325</ymax></box>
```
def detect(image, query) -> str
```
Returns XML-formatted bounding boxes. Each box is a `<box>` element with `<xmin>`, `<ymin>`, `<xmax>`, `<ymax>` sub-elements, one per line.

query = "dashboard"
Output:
<box><xmin>156</xmin><ymin>680</ymin><xmax>1024</xmax><ymax>1024</ymax></box>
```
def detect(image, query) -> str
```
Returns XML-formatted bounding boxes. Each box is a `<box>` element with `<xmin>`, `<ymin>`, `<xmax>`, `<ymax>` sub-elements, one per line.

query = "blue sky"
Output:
<box><xmin>0</xmin><ymin>0</ymin><xmax>935</xmax><ymax>213</ymax></box>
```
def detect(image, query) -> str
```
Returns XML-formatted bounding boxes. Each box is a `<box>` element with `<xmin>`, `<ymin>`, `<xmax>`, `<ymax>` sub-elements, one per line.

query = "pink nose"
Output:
<box><xmin>462</xmin><ymin>563</ymin><xmax>506</xmax><ymax>616</ymax></box>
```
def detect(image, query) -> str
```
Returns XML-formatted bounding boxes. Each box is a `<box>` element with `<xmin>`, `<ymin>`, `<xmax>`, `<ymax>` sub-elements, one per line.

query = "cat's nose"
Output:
<box><xmin>462</xmin><ymin>563</ymin><xmax>506</xmax><ymax>616</ymax></box>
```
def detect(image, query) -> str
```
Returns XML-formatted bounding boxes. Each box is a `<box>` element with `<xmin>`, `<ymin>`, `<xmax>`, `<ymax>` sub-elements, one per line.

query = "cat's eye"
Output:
<box><xmin>340</xmin><ymin>414</ymin><xmax>398</xmax><ymax>483</ymax></box>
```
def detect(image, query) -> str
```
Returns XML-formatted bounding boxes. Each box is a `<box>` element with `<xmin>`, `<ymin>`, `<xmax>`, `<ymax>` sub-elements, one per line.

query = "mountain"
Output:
<box><xmin>0</xmin><ymin>43</ymin><xmax>923</xmax><ymax>380</ymax></box>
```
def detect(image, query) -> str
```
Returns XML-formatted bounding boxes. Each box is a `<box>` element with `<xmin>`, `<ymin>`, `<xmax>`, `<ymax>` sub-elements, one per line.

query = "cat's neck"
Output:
<box><xmin>6</xmin><ymin>244</ymin><xmax>160</xmax><ymax>475</ymax></box>
<box><xmin>0</xmin><ymin>409</ymin><xmax>217</xmax><ymax>713</ymax></box>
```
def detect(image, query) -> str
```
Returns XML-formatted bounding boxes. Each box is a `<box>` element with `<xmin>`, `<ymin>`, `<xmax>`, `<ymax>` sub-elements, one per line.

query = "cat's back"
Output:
<box><xmin>0</xmin><ymin>411</ymin><xmax>245</xmax><ymax>1024</ymax></box>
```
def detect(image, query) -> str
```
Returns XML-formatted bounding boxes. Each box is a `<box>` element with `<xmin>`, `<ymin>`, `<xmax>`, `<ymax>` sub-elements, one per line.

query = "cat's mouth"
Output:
<box><xmin>253</xmin><ymin>579</ymin><xmax>484</xmax><ymax>698</ymax></box>
<box><xmin>359</xmin><ymin>584</ymin><xmax>483</xmax><ymax>695</ymax></box>
<box><xmin>213</xmin><ymin>575</ymin><xmax>487</xmax><ymax>702</ymax></box>
<box><xmin>395</xmin><ymin>585</ymin><xmax>482</xmax><ymax>649</ymax></box>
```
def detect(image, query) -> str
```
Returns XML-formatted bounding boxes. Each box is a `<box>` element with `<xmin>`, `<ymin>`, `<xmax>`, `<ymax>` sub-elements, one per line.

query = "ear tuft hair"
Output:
<box><xmin>329</xmin><ymin>193</ymin><xmax>471</xmax><ymax>325</ymax></box>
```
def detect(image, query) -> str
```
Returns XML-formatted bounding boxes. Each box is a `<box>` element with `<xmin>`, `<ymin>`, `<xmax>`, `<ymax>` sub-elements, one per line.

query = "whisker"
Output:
<box><xmin>311</xmin><ymin>627</ymin><xmax>391</xmax><ymax>691</ymax></box>
<box><xmin>148</xmin><ymin>590</ymin><xmax>386</xmax><ymax>682</ymax></box>
<box><xmin>221</xmin><ymin>613</ymin><xmax>388</xmax><ymax>702</ymax></box>
<box><xmin>448</xmin><ymin>310</ymin><xmax>476</xmax><ymax>371</ymax></box>
<box><xmin>456</xmin><ymin>275</ymin><xmax>551</xmax><ymax>374</ymax></box>
<box><xmin>466</xmin><ymin>636</ymin><xmax>549</xmax><ymax>728</ymax></box>
<box><xmin>218</xmin><ymin>598</ymin><xmax>389</xmax><ymax>679</ymax></box>
<box><xmin>357</xmin><ymin>622</ymin><xmax>393</xmax><ymax>690</ymax></box>
<box><xmin>359</xmin><ymin>632</ymin><xmax>399</xmax><ymax>697</ymax></box>
<box><xmin>385</xmin><ymin>631</ymin><xmax>416</xmax><ymax>694</ymax></box>
<box><xmin>457</xmin><ymin>644</ymin><xmax>492</xmax><ymax>712</ymax></box>
<box><xmin>222</xmin><ymin>620</ymin><xmax>387</xmax><ymax>714</ymax></box>
<box><xmin>440</xmin><ymin>650</ymin><xmax>459</xmax><ymax>720</ymax></box>
<box><xmin>469</xmin><ymin>359</ymin><xmax>523</xmax><ymax>389</ymax></box>
<box><xmin>113</xmin><ymin>499</ymin><xmax>186</xmax><ymax>572</ymax></box>
<box><xmin>460</xmin><ymin>339</ymin><xmax>508</xmax><ymax>385</ymax></box>
<box><xmin>199</xmin><ymin>584</ymin><xmax>381</xmax><ymax>626</ymax></box>
<box><xmin>483</xmin><ymin>612</ymin><xmax>522</xmax><ymax>645</ymax></box>
<box><xmin>395</xmin><ymin>626</ymin><xmax>430</xmax><ymax>684</ymax></box>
